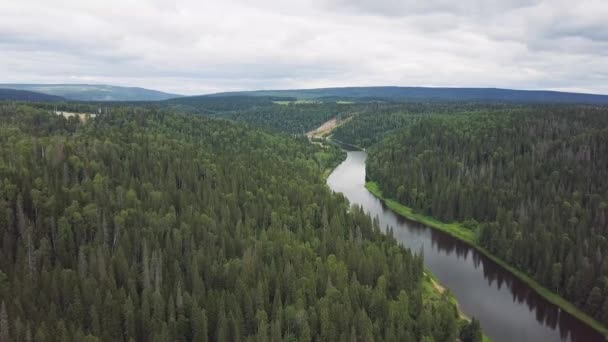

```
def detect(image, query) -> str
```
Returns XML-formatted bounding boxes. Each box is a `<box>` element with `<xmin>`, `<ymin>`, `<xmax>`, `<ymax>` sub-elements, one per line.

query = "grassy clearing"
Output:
<box><xmin>365</xmin><ymin>181</ymin><xmax>608</xmax><ymax>338</ymax></box>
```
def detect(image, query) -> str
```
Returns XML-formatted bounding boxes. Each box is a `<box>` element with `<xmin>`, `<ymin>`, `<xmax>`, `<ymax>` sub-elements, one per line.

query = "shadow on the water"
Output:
<box><xmin>328</xmin><ymin>138</ymin><xmax>364</xmax><ymax>152</ymax></box>
<box><xmin>396</xmin><ymin>211</ymin><xmax>604</xmax><ymax>342</ymax></box>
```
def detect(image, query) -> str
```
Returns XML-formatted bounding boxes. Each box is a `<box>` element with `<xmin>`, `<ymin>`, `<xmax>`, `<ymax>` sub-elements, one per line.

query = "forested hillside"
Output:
<box><xmin>213</xmin><ymin>87</ymin><xmax>608</xmax><ymax>105</ymax></box>
<box><xmin>163</xmin><ymin>95</ymin><xmax>294</xmax><ymax>113</ymax></box>
<box><xmin>165</xmin><ymin>99</ymin><xmax>362</xmax><ymax>135</ymax></box>
<box><xmin>367</xmin><ymin>106</ymin><xmax>608</xmax><ymax>326</ymax></box>
<box><xmin>22</xmin><ymin>99</ymin><xmax>358</xmax><ymax>136</ymax></box>
<box><xmin>224</xmin><ymin>103</ymin><xmax>357</xmax><ymax>135</ymax></box>
<box><xmin>331</xmin><ymin>103</ymin><xmax>508</xmax><ymax>149</ymax></box>
<box><xmin>0</xmin><ymin>89</ymin><xmax>66</xmax><ymax>102</ymax></box>
<box><xmin>0</xmin><ymin>84</ymin><xmax>180</xmax><ymax>102</ymax></box>
<box><xmin>0</xmin><ymin>104</ymin><xmax>479</xmax><ymax>341</ymax></box>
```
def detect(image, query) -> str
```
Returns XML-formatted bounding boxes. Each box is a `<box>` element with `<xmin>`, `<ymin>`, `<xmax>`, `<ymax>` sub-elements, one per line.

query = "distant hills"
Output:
<box><xmin>213</xmin><ymin>86</ymin><xmax>608</xmax><ymax>105</ymax></box>
<box><xmin>0</xmin><ymin>84</ymin><xmax>181</xmax><ymax>101</ymax></box>
<box><xmin>0</xmin><ymin>88</ymin><xmax>66</xmax><ymax>102</ymax></box>
<box><xmin>1</xmin><ymin>84</ymin><xmax>608</xmax><ymax>104</ymax></box>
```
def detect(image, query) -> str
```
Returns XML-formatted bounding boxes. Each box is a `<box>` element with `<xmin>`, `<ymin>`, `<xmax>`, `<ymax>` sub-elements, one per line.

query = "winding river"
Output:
<box><xmin>327</xmin><ymin>150</ymin><xmax>605</xmax><ymax>342</ymax></box>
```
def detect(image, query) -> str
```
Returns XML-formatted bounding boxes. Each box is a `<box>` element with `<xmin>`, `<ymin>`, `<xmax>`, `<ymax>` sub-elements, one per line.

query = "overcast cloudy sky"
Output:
<box><xmin>2</xmin><ymin>0</ymin><xmax>607</xmax><ymax>95</ymax></box>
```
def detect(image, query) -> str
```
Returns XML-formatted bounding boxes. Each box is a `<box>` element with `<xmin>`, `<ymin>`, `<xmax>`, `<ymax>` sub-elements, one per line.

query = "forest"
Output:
<box><xmin>365</xmin><ymin>105</ymin><xmax>608</xmax><ymax>327</ymax></box>
<box><xmin>21</xmin><ymin>99</ymin><xmax>361</xmax><ymax>136</ymax></box>
<box><xmin>0</xmin><ymin>103</ymin><xmax>481</xmax><ymax>342</ymax></box>
<box><xmin>220</xmin><ymin>102</ymin><xmax>355</xmax><ymax>135</ymax></box>
<box><xmin>331</xmin><ymin>102</ymin><xmax>511</xmax><ymax>149</ymax></box>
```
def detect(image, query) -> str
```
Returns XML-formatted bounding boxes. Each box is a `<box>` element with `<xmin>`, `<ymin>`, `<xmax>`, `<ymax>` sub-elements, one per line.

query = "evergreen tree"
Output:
<box><xmin>0</xmin><ymin>301</ymin><xmax>9</xmax><ymax>342</ymax></box>
<box><xmin>460</xmin><ymin>318</ymin><xmax>482</xmax><ymax>342</ymax></box>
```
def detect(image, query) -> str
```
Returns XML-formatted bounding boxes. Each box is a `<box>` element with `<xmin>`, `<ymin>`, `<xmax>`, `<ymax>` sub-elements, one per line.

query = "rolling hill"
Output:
<box><xmin>212</xmin><ymin>86</ymin><xmax>608</xmax><ymax>104</ymax></box>
<box><xmin>0</xmin><ymin>84</ymin><xmax>181</xmax><ymax>101</ymax></box>
<box><xmin>0</xmin><ymin>88</ymin><xmax>66</xmax><ymax>102</ymax></box>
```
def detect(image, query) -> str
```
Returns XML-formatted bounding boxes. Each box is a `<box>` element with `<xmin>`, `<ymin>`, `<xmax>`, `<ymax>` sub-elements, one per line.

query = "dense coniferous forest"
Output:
<box><xmin>0</xmin><ymin>103</ymin><xmax>480</xmax><ymax>342</ymax></box>
<box><xmin>222</xmin><ymin>103</ymin><xmax>355</xmax><ymax>135</ymax></box>
<box><xmin>27</xmin><ymin>99</ymin><xmax>360</xmax><ymax>136</ymax></box>
<box><xmin>366</xmin><ymin>106</ymin><xmax>608</xmax><ymax>325</ymax></box>
<box><xmin>163</xmin><ymin>100</ymin><xmax>361</xmax><ymax>135</ymax></box>
<box><xmin>163</xmin><ymin>95</ymin><xmax>295</xmax><ymax>113</ymax></box>
<box><xmin>331</xmin><ymin>103</ymin><xmax>510</xmax><ymax>149</ymax></box>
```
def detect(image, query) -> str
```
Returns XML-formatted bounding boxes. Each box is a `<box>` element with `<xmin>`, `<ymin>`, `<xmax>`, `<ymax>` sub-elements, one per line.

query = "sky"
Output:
<box><xmin>1</xmin><ymin>0</ymin><xmax>608</xmax><ymax>95</ymax></box>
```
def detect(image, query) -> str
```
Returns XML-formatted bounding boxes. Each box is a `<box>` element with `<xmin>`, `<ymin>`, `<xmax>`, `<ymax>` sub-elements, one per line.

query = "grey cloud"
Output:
<box><xmin>323</xmin><ymin>0</ymin><xmax>540</xmax><ymax>17</ymax></box>
<box><xmin>545</xmin><ymin>24</ymin><xmax>608</xmax><ymax>43</ymax></box>
<box><xmin>0</xmin><ymin>0</ymin><xmax>607</xmax><ymax>94</ymax></box>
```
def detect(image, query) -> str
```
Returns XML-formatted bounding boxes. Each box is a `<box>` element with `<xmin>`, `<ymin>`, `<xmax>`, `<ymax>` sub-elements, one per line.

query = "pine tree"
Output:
<box><xmin>256</xmin><ymin>310</ymin><xmax>269</xmax><ymax>342</ymax></box>
<box><xmin>601</xmin><ymin>298</ymin><xmax>608</xmax><ymax>326</ymax></box>
<box><xmin>0</xmin><ymin>301</ymin><xmax>9</xmax><ymax>342</ymax></box>
<box><xmin>216</xmin><ymin>309</ymin><xmax>229</xmax><ymax>342</ymax></box>
<box><xmin>460</xmin><ymin>318</ymin><xmax>482</xmax><ymax>342</ymax></box>
<box><xmin>192</xmin><ymin>307</ymin><xmax>208</xmax><ymax>342</ymax></box>
<box><xmin>586</xmin><ymin>287</ymin><xmax>603</xmax><ymax>316</ymax></box>
<box><xmin>270</xmin><ymin>319</ymin><xmax>282</xmax><ymax>342</ymax></box>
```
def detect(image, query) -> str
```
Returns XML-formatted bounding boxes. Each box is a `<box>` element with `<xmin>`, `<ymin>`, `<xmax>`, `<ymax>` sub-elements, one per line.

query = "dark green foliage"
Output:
<box><xmin>0</xmin><ymin>104</ymin><xmax>463</xmax><ymax>341</ymax></box>
<box><xmin>0</xmin><ymin>301</ymin><xmax>9</xmax><ymax>342</ymax></box>
<box><xmin>160</xmin><ymin>93</ymin><xmax>346</xmax><ymax>135</ymax></box>
<box><xmin>164</xmin><ymin>97</ymin><xmax>362</xmax><ymax>135</ymax></box>
<box><xmin>332</xmin><ymin>102</ymin><xmax>508</xmax><ymax>148</ymax></box>
<box><xmin>460</xmin><ymin>318</ymin><xmax>482</xmax><ymax>342</ymax></box>
<box><xmin>331</xmin><ymin>103</ymin><xmax>425</xmax><ymax>148</ymax></box>
<box><xmin>163</xmin><ymin>95</ymin><xmax>295</xmax><ymax>113</ymax></box>
<box><xmin>367</xmin><ymin>106</ymin><xmax>608</xmax><ymax>325</ymax></box>
<box><xmin>223</xmin><ymin>102</ymin><xmax>353</xmax><ymax>134</ymax></box>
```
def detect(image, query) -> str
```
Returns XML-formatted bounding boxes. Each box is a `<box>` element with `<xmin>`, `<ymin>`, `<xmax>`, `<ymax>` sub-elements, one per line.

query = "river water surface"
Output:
<box><xmin>327</xmin><ymin>151</ymin><xmax>605</xmax><ymax>342</ymax></box>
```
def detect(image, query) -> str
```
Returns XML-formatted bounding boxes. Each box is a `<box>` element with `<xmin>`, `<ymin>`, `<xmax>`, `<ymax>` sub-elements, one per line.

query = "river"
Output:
<box><xmin>327</xmin><ymin>150</ymin><xmax>605</xmax><ymax>342</ymax></box>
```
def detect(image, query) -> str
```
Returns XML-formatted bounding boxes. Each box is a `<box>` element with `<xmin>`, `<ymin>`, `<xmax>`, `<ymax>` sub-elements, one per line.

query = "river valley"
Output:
<box><xmin>327</xmin><ymin>150</ymin><xmax>605</xmax><ymax>342</ymax></box>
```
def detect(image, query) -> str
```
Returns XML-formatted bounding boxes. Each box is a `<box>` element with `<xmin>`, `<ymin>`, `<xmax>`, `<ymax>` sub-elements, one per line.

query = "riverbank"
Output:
<box><xmin>365</xmin><ymin>180</ymin><xmax>608</xmax><ymax>338</ymax></box>
<box><xmin>319</xmin><ymin>144</ymin><xmax>483</xmax><ymax>339</ymax></box>
<box><xmin>317</xmin><ymin>144</ymin><xmax>347</xmax><ymax>180</ymax></box>
<box><xmin>321</xmin><ymin>155</ymin><xmax>344</xmax><ymax>180</ymax></box>
<box><xmin>422</xmin><ymin>271</ymin><xmax>492</xmax><ymax>342</ymax></box>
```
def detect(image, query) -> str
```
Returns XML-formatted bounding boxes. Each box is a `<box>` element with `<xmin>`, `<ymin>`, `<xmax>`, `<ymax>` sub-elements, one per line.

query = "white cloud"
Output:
<box><xmin>0</xmin><ymin>0</ymin><xmax>607</xmax><ymax>94</ymax></box>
